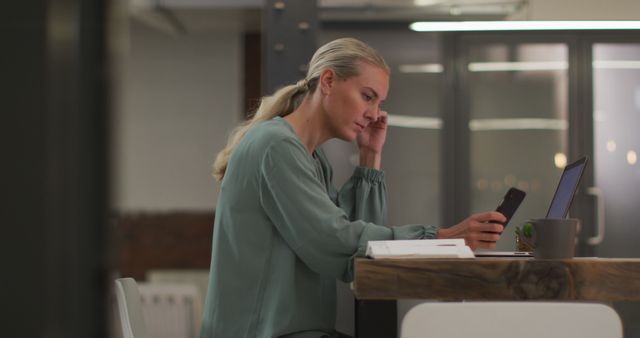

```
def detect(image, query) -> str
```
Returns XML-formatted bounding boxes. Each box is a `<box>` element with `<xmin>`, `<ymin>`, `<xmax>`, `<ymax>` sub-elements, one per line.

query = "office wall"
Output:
<box><xmin>113</xmin><ymin>19</ymin><xmax>242</xmax><ymax>212</ymax></box>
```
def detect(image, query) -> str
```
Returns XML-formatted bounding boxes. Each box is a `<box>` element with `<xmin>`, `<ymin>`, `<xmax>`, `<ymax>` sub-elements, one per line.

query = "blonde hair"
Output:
<box><xmin>213</xmin><ymin>37</ymin><xmax>389</xmax><ymax>181</ymax></box>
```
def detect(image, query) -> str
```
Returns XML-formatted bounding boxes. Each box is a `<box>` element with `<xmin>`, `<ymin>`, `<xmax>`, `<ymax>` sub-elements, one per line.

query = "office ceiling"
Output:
<box><xmin>320</xmin><ymin>0</ymin><xmax>527</xmax><ymax>21</ymax></box>
<box><xmin>129</xmin><ymin>0</ymin><xmax>528</xmax><ymax>34</ymax></box>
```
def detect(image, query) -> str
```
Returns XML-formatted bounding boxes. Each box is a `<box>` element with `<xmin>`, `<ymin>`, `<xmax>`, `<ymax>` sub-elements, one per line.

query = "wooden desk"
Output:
<box><xmin>354</xmin><ymin>257</ymin><xmax>640</xmax><ymax>301</ymax></box>
<box><xmin>352</xmin><ymin>257</ymin><xmax>640</xmax><ymax>337</ymax></box>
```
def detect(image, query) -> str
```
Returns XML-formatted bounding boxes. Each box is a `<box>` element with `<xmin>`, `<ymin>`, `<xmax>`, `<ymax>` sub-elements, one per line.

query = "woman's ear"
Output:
<box><xmin>318</xmin><ymin>68</ymin><xmax>335</xmax><ymax>95</ymax></box>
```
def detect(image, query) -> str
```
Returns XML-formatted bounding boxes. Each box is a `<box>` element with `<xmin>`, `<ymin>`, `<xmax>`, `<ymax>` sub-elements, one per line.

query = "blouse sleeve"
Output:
<box><xmin>259</xmin><ymin>138</ymin><xmax>438</xmax><ymax>282</ymax></box>
<box><xmin>337</xmin><ymin>166</ymin><xmax>387</xmax><ymax>225</ymax></box>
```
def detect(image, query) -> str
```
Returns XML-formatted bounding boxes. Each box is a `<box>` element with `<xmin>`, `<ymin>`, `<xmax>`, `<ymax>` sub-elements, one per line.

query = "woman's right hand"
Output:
<box><xmin>437</xmin><ymin>211</ymin><xmax>506</xmax><ymax>250</ymax></box>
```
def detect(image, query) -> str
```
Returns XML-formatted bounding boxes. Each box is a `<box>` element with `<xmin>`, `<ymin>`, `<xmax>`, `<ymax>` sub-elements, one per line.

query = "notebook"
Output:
<box><xmin>475</xmin><ymin>156</ymin><xmax>589</xmax><ymax>257</ymax></box>
<box><xmin>366</xmin><ymin>239</ymin><xmax>474</xmax><ymax>259</ymax></box>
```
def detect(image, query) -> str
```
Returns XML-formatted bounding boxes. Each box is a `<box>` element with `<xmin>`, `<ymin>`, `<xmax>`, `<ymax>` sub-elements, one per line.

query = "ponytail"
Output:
<box><xmin>213</xmin><ymin>79</ymin><xmax>311</xmax><ymax>181</ymax></box>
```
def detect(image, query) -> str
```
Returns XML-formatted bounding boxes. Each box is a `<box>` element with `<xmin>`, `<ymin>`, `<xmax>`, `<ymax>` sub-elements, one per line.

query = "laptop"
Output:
<box><xmin>475</xmin><ymin>156</ymin><xmax>589</xmax><ymax>257</ymax></box>
<box><xmin>545</xmin><ymin>156</ymin><xmax>589</xmax><ymax>219</ymax></box>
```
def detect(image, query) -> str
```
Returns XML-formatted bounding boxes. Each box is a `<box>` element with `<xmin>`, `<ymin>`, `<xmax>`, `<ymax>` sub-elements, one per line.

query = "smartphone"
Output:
<box><xmin>495</xmin><ymin>187</ymin><xmax>526</xmax><ymax>227</ymax></box>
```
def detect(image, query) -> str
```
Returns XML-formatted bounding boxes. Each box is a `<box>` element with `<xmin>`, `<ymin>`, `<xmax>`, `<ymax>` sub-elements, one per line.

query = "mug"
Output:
<box><xmin>530</xmin><ymin>218</ymin><xmax>579</xmax><ymax>259</ymax></box>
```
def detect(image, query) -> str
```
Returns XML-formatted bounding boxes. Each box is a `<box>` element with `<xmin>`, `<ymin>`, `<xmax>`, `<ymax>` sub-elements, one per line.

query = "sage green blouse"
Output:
<box><xmin>200</xmin><ymin>117</ymin><xmax>438</xmax><ymax>338</ymax></box>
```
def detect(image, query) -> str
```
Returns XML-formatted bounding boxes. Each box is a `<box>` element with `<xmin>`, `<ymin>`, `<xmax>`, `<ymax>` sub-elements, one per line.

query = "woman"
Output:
<box><xmin>201</xmin><ymin>37</ymin><xmax>505</xmax><ymax>338</ymax></box>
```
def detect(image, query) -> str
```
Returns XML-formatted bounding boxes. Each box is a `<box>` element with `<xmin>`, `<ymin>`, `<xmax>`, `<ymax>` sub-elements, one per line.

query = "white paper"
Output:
<box><xmin>366</xmin><ymin>239</ymin><xmax>475</xmax><ymax>259</ymax></box>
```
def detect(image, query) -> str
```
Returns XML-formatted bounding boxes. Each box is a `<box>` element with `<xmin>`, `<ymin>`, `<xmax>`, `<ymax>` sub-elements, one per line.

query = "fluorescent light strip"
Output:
<box><xmin>387</xmin><ymin>116</ymin><xmax>568</xmax><ymax>130</ymax></box>
<box><xmin>398</xmin><ymin>63</ymin><xmax>444</xmax><ymax>73</ymax></box>
<box><xmin>413</xmin><ymin>0</ymin><xmax>442</xmax><ymax>6</ymax></box>
<box><xmin>469</xmin><ymin>118</ymin><xmax>568</xmax><ymax>131</ymax></box>
<box><xmin>410</xmin><ymin>21</ymin><xmax>640</xmax><ymax>32</ymax></box>
<box><xmin>468</xmin><ymin>61</ymin><xmax>568</xmax><ymax>72</ymax></box>
<box><xmin>388</xmin><ymin>115</ymin><xmax>442</xmax><ymax>129</ymax></box>
<box><xmin>593</xmin><ymin>60</ymin><xmax>640</xmax><ymax>69</ymax></box>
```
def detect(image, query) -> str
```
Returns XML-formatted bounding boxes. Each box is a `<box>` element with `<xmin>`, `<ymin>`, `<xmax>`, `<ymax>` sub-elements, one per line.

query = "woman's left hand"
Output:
<box><xmin>357</xmin><ymin>110</ymin><xmax>388</xmax><ymax>155</ymax></box>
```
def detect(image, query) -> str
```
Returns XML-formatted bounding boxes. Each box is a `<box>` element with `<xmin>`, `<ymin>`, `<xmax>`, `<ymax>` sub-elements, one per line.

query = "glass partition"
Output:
<box><xmin>320</xmin><ymin>28</ymin><xmax>442</xmax><ymax>228</ymax></box>
<box><xmin>465</xmin><ymin>42</ymin><xmax>570</xmax><ymax>249</ymax></box>
<box><xmin>592</xmin><ymin>41</ymin><xmax>640</xmax><ymax>338</ymax></box>
<box><xmin>320</xmin><ymin>27</ymin><xmax>442</xmax><ymax>336</ymax></box>
<box><xmin>592</xmin><ymin>43</ymin><xmax>640</xmax><ymax>258</ymax></box>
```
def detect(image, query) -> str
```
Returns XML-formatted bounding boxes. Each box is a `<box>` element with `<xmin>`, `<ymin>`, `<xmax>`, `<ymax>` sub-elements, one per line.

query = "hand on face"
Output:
<box><xmin>356</xmin><ymin>110</ymin><xmax>388</xmax><ymax>154</ymax></box>
<box><xmin>316</xmin><ymin>62</ymin><xmax>389</xmax><ymax>159</ymax></box>
<box><xmin>438</xmin><ymin>211</ymin><xmax>506</xmax><ymax>250</ymax></box>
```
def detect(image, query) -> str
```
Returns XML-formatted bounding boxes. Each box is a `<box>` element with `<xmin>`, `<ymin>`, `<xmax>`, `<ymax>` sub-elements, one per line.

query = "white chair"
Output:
<box><xmin>145</xmin><ymin>269</ymin><xmax>208</xmax><ymax>338</ymax></box>
<box><xmin>137</xmin><ymin>282</ymin><xmax>202</xmax><ymax>338</ymax></box>
<box><xmin>115</xmin><ymin>278</ymin><xmax>149</xmax><ymax>338</ymax></box>
<box><xmin>400</xmin><ymin>302</ymin><xmax>623</xmax><ymax>338</ymax></box>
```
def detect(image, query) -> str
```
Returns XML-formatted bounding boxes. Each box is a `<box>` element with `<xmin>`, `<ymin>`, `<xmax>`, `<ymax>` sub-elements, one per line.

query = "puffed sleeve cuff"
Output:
<box><xmin>344</xmin><ymin>223</ymin><xmax>440</xmax><ymax>282</ymax></box>
<box><xmin>345</xmin><ymin>224</ymin><xmax>394</xmax><ymax>281</ymax></box>
<box><xmin>354</xmin><ymin>224</ymin><xmax>393</xmax><ymax>257</ymax></box>
<box><xmin>353</xmin><ymin>224</ymin><xmax>440</xmax><ymax>258</ymax></box>
<box><xmin>352</xmin><ymin>166</ymin><xmax>385</xmax><ymax>183</ymax></box>
<box><xmin>392</xmin><ymin>224</ymin><xmax>440</xmax><ymax>240</ymax></box>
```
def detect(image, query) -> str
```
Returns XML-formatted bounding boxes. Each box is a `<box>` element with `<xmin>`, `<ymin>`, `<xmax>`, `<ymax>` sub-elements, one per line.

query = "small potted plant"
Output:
<box><xmin>515</xmin><ymin>222</ymin><xmax>534</xmax><ymax>251</ymax></box>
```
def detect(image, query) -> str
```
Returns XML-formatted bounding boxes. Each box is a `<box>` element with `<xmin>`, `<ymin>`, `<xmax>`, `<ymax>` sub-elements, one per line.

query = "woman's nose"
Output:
<box><xmin>364</xmin><ymin>107</ymin><xmax>379</xmax><ymax>122</ymax></box>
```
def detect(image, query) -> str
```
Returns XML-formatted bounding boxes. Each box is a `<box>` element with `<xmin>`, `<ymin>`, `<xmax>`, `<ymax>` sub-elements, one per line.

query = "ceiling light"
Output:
<box><xmin>468</xmin><ymin>118</ymin><xmax>568</xmax><ymax>131</ymax></box>
<box><xmin>627</xmin><ymin>150</ymin><xmax>638</xmax><ymax>165</ymax></box>
<box><xmin>593</xmin><ymin>60</ymin><xmax>640</xmax><ymax>69</ymax></box>
<box><xmin>554</xmin><ymin>153</ymin><xmax>567</xmax><ymax>168</ymax></box>
<box><xmin>410</xmin><ymin>21</ymin><xmax>640</xmax><ymax>32</ymax></box>
<box><xmin>387</xmin><ymin>115</ymin><xmax>442</xmax><ymax>129</ymax></box>
<box><xmin>398</xmin><ymin>63</ymin><xmax>444</xmax><ymax>73</ymax></box>
<box><xmin>414</xmin><ymin>0</ymin><xmax>442</xmax><ymax>6</ymax></box>
<box><xmin>468</xmin><ymin>61</ymin><xmax>568</xmax><ymax>72</ymax></box>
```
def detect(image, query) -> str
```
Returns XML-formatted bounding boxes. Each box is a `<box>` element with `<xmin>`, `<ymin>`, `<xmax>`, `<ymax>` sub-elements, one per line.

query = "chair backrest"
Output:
<box><xmin>115</xmin><ymin>278</ymin><xmax>149</xmax><ymax>338</ymax></box>
<box><xmin>401</xmin><ymin>302</ymin><xmax>623</xmax><ymax>338</ymax></box>
<box><xmin>137</xmin><ymin>282</ymin><xmax>202</xmax><ymax>338</ymax></box>
<box><xmin>146</xmin><ymin>268</ymin><xmax>208</xmax><ymax>320</ymax></box>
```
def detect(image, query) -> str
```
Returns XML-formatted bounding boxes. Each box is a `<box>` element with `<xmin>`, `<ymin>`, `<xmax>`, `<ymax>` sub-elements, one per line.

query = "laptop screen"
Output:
<box><xmin>546</xmin><ymin>156</ymin><xmax>588</xmax><ymax>218</ymax></box>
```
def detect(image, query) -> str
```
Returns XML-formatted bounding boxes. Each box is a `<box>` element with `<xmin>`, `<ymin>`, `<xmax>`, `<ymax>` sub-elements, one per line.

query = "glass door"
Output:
<box><xmin>460</xmin><ymin>37</ymin><xmax>571</xmax><ymax>250</ymax></box>
<box><xmin>590</xmin><ymin>41</ymin><xmax>640</xmax><ymax>337</ymax></box>
<box><xmin>591</xmin><ymin>42</ymin><xmax>640</xmax><ymax>258</ymax></box>
<box><xmin>320</xmin><ymin>26</ymin><xmax>443</xmax><ymax>337</ymax></box>
<box><xmin>321</xmin><ymin>28</ymin><xmax>443</xmax><ymax>228</ymax></box>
